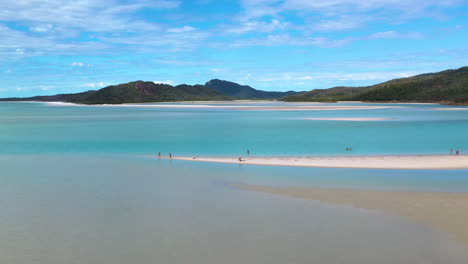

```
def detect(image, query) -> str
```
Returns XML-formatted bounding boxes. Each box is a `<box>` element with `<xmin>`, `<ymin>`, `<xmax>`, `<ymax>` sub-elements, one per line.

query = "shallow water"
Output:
<box><xmin>1</xmin><ymin>102</ymin><xmax>468</xmax><ymax>263</ymax></box>
<box><xmin>1</xmin><ymin>155</ymin><xmax>467</xmax><ymax>264</ymax></box>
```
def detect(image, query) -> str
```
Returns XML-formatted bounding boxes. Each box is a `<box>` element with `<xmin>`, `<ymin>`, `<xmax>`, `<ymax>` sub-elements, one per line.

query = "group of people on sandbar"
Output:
<box><xmin>157</xmin><ymin>152</ymin><xmax>172</xmax><ymax>159</ymax></box>
<box><xmin>450</xmin><ymin>149</ymin><xmax>461</xmax><ymax>155</ymax></box>
<box><xmin>238</xmin><ymin>149</ymin><xmax>251</xmax><ymax>162</ymax></box>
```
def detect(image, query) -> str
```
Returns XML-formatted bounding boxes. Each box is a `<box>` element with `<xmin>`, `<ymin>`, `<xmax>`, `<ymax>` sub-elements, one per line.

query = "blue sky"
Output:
<box><xmin>1</xmin><ymin>0</ymin><xmax>467</xmax><ymax>97</ymax></box>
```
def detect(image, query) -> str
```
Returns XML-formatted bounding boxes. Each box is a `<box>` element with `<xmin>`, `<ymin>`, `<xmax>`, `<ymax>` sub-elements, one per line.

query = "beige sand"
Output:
<box><xmin>162</xmin><ymin>155</ymin><xmax>468</xmax><ymax>169</ymax></box>
<box><xmin>300</xmin><ymin>117</ymin><xmax>393</xmax><ymax>121</ymax></box>
<box><xmin>232</xmin><ymin>184</ymin><xmax>468</xmax><ymax>245</ymax></box>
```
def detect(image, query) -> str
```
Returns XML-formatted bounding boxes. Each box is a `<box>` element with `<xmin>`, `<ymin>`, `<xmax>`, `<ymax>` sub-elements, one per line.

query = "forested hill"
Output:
<box><xmin>282</xmin><ymin>66</ymin><xmax>468</xmax><ymax>104</ymax></box>
<box><xmin>205</xmin><ymin>79</ymin><xmax>300</xmax><ymax>99</ymax></box>
<box><xmin>0</xmin><ymin>81</ymin><xmax>231</xmax><ymax>104</ymax></box>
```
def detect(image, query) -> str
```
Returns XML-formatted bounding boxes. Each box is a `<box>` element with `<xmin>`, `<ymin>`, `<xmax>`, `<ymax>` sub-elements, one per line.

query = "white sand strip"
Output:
<box><xmin>300</xmin><ymin>117</ymin><xmax>393</xmax><ymax>121</ymax></box>
<box><xmin>232</xmin><ymin>184</ymin><xmax>468</xmax><ymax>245</ymax></box>
<box><xmin>44</xmin><ymin>102</ymin><xmax>407</xmax><ymax>111</ymax></box>
<box><xmin>160</xmin><ymin>155</ymin><xmax>468</xmax><ymax>169</ymax></box>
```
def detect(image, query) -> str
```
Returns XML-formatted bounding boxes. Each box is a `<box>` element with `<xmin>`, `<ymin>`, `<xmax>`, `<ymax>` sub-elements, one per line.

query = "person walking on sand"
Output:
<box><xmin>169</xmin><ymin>153</ymin><xmax>172</xmax><ymax>159</ymax></box>
<box><xmin>158</xmin><ymin>152</ymin><xmax>161</xmax><ymax>158</ymax></box>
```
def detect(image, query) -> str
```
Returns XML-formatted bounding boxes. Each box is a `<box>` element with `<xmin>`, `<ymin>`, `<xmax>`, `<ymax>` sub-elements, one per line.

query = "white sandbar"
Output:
<box><xmin>161</xmin><ymin>155</ymin><xmax>468</xmax><ymax>169</ymax></box>
<box><xmin>44</xmin><ymin>102</ymin><xmax>407</xmax><ymax>111</ymax></box>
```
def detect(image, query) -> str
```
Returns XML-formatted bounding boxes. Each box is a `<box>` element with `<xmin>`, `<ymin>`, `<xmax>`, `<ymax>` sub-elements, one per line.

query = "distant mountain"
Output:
<box><xmin>281</xmin><ymin>86</ymin><xmax>363</xmax><ymax>102</ymax></box>
<box><xmin>205</xmin><ymin>79</ymin><xmax>300</xmax><ymax>99</ymax></box>
<box><xmin>0</xmin><ymin>81</ymin><xmax>230</xmax><ymax>104</ymax></box>
<box><xmin>0</xmin><ymin>90</ymin><xmax>96</xmax><ymax>102</ymax></box>
<box><xmin>282</xmin><ymin>66</ymin><xmax>468</xmax><ymax>104</ymax></box>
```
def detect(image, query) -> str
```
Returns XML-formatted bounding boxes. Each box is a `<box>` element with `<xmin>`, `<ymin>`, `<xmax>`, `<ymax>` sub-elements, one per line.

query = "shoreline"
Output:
<box><xmin>159</xmin><ymin>154</ymin><xmax>468</xmax><ymax>170</ymax></box>
<box><xmin>40</xmin><ymin>101</ymin><xmax>408</xmax><ymax>111</ymax></box>
<box><xmin>3</xmin><ymin>100</ymin><xmax>466</xmax><ymax>110</ymax></box>
<box><xmin>231</xmin><ymin>183</ymin><xmax>468</xmax><ymax>245</ymax></box>
<box><xmin>2</xmin><ymin>99</ymin><xmax>467</xmax><ymax>106</ymax></box>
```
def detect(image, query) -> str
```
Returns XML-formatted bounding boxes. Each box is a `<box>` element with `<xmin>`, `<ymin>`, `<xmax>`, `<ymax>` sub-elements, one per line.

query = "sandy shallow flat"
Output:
<box><xmin>162</xmin><ymin>155</ymin><xmax>468</xmax><ymax>169</ymax></box>
<box><xmin>231</xmin><ymin>184</ymin><xmax>468</xmax><ymax>245</ymax></box>
<box><xmin>300</xmin><ymin>117</ymin><xmax>394</xmax><ymax>121</ymax></box>
<box><xmin>237</xmin><ymin>105</ymin><xmax>405</xmax><ymax>111</ymax></box>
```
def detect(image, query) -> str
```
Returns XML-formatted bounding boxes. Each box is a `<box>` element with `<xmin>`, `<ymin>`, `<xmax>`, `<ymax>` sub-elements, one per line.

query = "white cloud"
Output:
<box><xmin>29</xmin><ymin>24</ymin><xmax>53</xmax><ymax>33</ymax></box>
<box><xmin>102</xmin><ymin>31</ymin><xmax>211</xmax><ymax>52</ymax></box>
<box><xmin>226</xmin><ymin>19</ymin><xmax>289</xmax><ymax>34</ymax></box>
<box><xmin>240</xmin><ymin>0</ymin><xmax>464</xmax><ymax>32</ymax></box>
<box><xmin>39</xmin><ymin>85</ymin><xmax>55</xmax><ymax>91</ymax></box>
<box><xmin>312</xmin><ymin>16</ymin><xmax>368</xmax><ymax>31</ymax></box>
<box><xmin>71</xmin><ymin>62</ymin><xmax>85</xmax><ymax>67</ymax></box>
<box><xmin>16</xmin><ymin>48</ymin><xmax>26</xmax><ymax>55</ymax></box>
<box><xmin>231</xmin><ymin>34</ymin><xmax>352</xmax><ymax>48</ymax></box>
<box><xmin>0</xmin><ymin>25</ymin><xmax>109</xmax><ymax>60</ymax></box>
<box><xmin>0</xmin><ymin>0</ymin><xmax>179</xmax><ymax>33</ymax></box>
<box><xmin>71</xmin><ymin>62</ymin><xmax>92</xmax><ymax>67</ymax></box>
<box><xmin>83</xmin><ymin>82</ymin><xmax>106</xmax><ymax>88</ymax></box>
<box><xmin>368</xmin><ymin>31</ymin><xmax>424</xmax><ymax>39</ymax></box>
<box><xmin>167</xmin><ymin>26</ymin><xmax>196</xmax><ymax>33</ymax></box>
<box><xmin>153</xmin><ymin>80</ymin><xmax>175</xmax><ymax>85</ymax></box>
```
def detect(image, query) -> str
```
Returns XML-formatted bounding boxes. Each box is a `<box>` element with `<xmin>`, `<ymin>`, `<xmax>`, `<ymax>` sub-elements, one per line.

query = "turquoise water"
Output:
<box><xmin>1</xmin><ymin>101</ymin><xmax>468</xmax><ymax>156</ymax></box>
<box><xmin>1</xmin><ymin>101</ymin><xmax>468</xmax><ymax>263</ymax></box>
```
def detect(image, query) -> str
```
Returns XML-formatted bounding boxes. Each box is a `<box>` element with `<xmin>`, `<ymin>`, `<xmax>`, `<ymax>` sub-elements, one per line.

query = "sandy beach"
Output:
<box><xmin>162</xmin><ymin>155</ymin><xmax>468</xmax><ymax>169</ymax></box>
<box><xmin>232</xmin><ymin>183</ymin><xmax>468</xmax><ymax>245</ymax></box>
<box><xmin>45</xmin><ymin>101</ymin><xmax>407</xmax><ymax>111</ymax></box>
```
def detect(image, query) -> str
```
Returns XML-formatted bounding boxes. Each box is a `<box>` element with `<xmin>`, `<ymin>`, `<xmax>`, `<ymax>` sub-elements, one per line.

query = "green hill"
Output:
<box><xmin>205</xmin><ymin>79</ymin><xmax>300</xmax><ymax>99</ymax></box>
<box><xmin>282</xmin><ymin>66</ymin><xmax>468</xmax><ymax>104</ymax></box>
<box><xmin>0</xmin><ymin>90</ymin><xmax>96</xmax><ymax>103</ymax></box>
<box><xmin>0</xmin><ymin>81</ymin><xmax>230</xmax><ymax>104</ymax></box>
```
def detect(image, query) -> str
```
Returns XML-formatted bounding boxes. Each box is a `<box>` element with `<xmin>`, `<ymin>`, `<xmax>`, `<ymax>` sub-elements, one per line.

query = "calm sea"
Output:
<box><xmin>1</xmin><ymin>101</ymin><xmax>468</xmax><ymax>263</ymax></box>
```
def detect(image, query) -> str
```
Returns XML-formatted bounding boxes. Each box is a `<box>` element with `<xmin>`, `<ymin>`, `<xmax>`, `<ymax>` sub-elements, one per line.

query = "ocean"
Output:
<box><xmin>1</xmin><ymin>101</ymin><xmax>468</xmax><ymax>263</ymax></box>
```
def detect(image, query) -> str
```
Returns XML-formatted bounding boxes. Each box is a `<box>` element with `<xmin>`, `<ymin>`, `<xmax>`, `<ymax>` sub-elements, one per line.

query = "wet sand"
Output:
<box><xmin>231</xmin><ymin>184</ymin><xmax>468</xmax><ymax>245</ymax></box>
<box><xmin>162</xmin><ymin>155</ymin><xmax>468</xmax><ymax>169</ymax></box>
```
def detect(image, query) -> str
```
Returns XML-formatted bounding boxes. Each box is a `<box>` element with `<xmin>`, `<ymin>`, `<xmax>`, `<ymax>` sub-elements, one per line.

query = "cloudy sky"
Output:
<box><xmin>1</xmin><ymin>0</ymin><xmax>467</xmax><ymax>96</ymax></box>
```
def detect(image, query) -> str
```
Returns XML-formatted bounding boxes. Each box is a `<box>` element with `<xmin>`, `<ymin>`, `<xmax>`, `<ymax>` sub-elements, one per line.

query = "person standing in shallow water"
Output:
<box><xmin>247</xmin><ymin>149</ymin><xmax>250</xmax><ymax>156</ymax></box>
<box><xmin>456</xmin><ymin>150</ymin><xmax>460</xmax><ymax>155</ymax></box>
<box><xmin>169</xmin><ymin>153</ymin><xmax>172</xmax><ymax>158</ymax></box>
